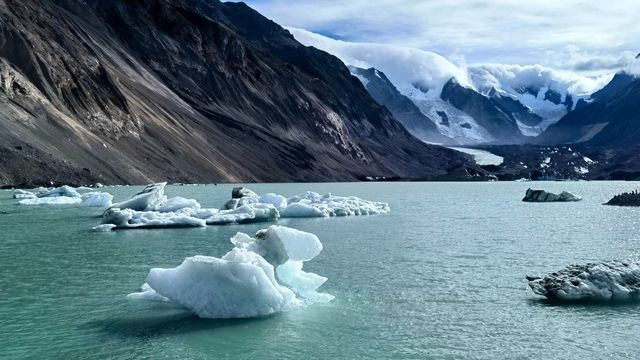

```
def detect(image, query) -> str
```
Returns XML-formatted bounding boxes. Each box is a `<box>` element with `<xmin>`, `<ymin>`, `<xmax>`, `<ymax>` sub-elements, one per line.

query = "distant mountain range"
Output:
<box><xmin>290</xmin><ymin>28</ymin><xmax>616</xmax><ymax>146</ymax></box>
<box><xmin>0</xmin><ymin>0</ymin><xmax>482</xmax><ymax>186</ymax></box>
<box><xmin>539</xmin><ymin>70</ymin><xmax>639</xmax><ymax>147</ymax></box>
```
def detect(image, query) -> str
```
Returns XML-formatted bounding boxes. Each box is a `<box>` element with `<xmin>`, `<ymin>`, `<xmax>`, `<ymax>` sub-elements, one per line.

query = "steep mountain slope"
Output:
<box><xmin>348</xmin><ymin>66</ymin><xmax>451</xmax><ymax>144</ymax></box>
<box><xmin>440</xmin><ymin>79</ymin><xmax>525</xmax><ymax>144</ymax></box>
<box><xmin>0</xmin><ymin>0</ymin><xmax>473</xmax><ymax>186</ymax></box>
<box><xmin>538</xmin><ymin>72</ymin><xmax>640</xmax><ymax>146</ymax></box>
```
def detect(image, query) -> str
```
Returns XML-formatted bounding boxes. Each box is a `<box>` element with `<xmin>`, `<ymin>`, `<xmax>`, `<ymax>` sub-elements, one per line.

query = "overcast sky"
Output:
<box><xmin>243</xmin><ymin>0</ymin><xmax>640</xmax><ymax>74</ymax></box>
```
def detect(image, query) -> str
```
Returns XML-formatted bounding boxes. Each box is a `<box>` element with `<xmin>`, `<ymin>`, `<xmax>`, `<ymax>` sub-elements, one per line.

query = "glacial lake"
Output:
<box><xmin>2</xmin><ymin>181</ymin><xmax>640</xmax><ymax>359</ymax></box>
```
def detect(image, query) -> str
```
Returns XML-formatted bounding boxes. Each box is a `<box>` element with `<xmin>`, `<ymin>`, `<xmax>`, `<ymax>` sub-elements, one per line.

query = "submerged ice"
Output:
<box><xmin>527</xmin><ymin>261</ymin><xmax>640</xmax><ymax>302</ymax></box>
<box><xmin>128</xmin><ymin>226</ymin><xmax>333</xmax><ymax>318</ymax></box>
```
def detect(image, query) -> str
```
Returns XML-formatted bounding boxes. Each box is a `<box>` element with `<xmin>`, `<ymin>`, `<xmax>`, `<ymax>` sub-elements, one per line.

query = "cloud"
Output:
<box><xmin>288</xmin><ymin>27</ymin><xmax>469</xmax><ymax>99</ymax></box>
<box><xmin>245</xmin><ymin>0</ymin><xmax>640</xmax><ymax>73</ymax></box>
<box><xmin>289</xmin><ymin>27</ymin><xmax>611</xmax><ymax>98</ymax></box>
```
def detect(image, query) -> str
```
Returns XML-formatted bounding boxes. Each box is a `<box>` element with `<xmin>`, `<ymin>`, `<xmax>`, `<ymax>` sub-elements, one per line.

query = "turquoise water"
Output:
<box><xmin>2</xmin><ymin>182</ymin><xmax>640</xmax><ymax>359</ymax></box>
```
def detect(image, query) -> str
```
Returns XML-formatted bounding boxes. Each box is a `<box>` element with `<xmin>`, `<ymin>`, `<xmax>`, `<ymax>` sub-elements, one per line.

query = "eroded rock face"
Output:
<box><xmin>522</xmin><ymin>188</ymin><xmax>582</xmax><ymax>202</ymax></box>
<box><xmin>0</xmin><ymin>0</ymin><xmax>474</xmax><ymax>186</ymax></box>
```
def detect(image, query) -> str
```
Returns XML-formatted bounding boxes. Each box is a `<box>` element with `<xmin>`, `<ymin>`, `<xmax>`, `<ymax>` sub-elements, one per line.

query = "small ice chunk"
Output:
<box><xmin>259</xmin><ymin>193</ymin><xmax>288</xmax><ymax>211</ymax></box>
<box><xmin>81</xmin><ymin>192</ymin><xmax>114</xmax><ymax>207</ymax></box>
<box><xmin>126</xmin><ymin>283</ymin><xmax>171</xmax><ymax>302</ymax></box>
<box><xmin>102</xmin><ymin>208</ymin><xmax>206</xmax><ymax>229</ymax></box>
<box><xmin>37</xmin><ymin>185</ymin><xmax>81</xmax><ymax>198</ymax></box>
<box><xmin>156</xmin><ymin>197</ymin><xmax>201</xmax><ymax>212</ymax></box>
<box><xmin>91</xmin><ymin>224</ymin><xmax>116</xmax><ymax>232</ymax></box>
<box><xmin>109</xmin><ymin>183</ymin><xmax>167</xmax><ymax>211</ymax></box>
<box><xmin>13</xmin><ymin>189</ymin><xmax>36</xmax><ymax>199</ymax></box>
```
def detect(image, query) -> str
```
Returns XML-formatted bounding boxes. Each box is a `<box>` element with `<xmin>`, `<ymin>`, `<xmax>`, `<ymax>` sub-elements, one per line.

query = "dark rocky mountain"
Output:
<box><xmin>590</xmin><ymin>72</ymin><xmax>636</xmax><ymax>103</ymax></box>
<box><xmin>349</xmin><ymin>66</ymin><xmax>451</xmax><ymax>144</ymax></box>
<box><xmin>537</xmin><ymin>72</ymin><xmax>640</xmax><ymax>147</ymax></box>
<box><xmin>440</xmin><ymin>79</ymin><xmax>526</xmax><ymax>144</ymax></box>
<box><xmin>488</xmin><ymin>88</ymin><xmax>543</xmax><ymax>127</ymax></box>
<box><xmin>0</xmin><ymin>0</ymin><xmax>477</xmax><ymax>186</ymax></box>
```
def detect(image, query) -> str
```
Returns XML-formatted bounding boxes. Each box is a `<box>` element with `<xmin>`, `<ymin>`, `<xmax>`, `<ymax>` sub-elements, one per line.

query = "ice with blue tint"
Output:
<box><xmin>129</xmin><ymin>226</ymin><xmax>333</xmax><ymax>318</ymax></box>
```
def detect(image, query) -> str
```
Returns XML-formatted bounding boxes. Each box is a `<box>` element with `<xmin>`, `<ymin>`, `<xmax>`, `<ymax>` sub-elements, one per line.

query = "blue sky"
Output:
<box><xmin>243</xmin><ymin>0</ymin><xmax>640</xmax><ymax>74</ymax></box>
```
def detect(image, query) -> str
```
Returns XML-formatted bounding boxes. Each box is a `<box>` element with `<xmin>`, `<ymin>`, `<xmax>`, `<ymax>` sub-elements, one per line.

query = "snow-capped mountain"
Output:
<box><xmin>538</xmin><ymin>70</ymin><xmax>640</xmax><ymax>146</ymax></box>
<box><xmin>289</xmin><ymin>27</ymin><xmax>611</xmax><ymax>145</ymax></box>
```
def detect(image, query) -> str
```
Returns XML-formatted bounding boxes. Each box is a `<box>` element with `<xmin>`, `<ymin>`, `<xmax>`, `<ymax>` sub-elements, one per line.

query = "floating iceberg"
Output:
<box><xmin>522</xmin><ymin>188</ymin><xmax>582</xmax><ymax>202</ymax></box>
<box><xmin>37</xmin><ymin>185</ymin><xmax>81</xmax><ymax>198</ymax></box>
<box><xmin>102</xmin><ymin>208</ymin><xmax>206</xmax><ymax>229</ymax></box>
<box><xmin>129</xmin><ymin>226</ymin><xmax>333</xmax><ymax>318</ymax></box>
<box><xmin>527</xmin><ymin>261</ymin><xmax>640</xmax><ymax>302</ymax></box>
<box><xmin>100</xmin><ymin>184</ymin><xmax>388</xmax><ymax>230</ymax></box>
<box><xmin>109</xmin><ymin>182</ymin><xmax>167</xmax><ymax>211</ymax></box>
<box><xmin>102</xmin><ymin>184</ymin><xmax>277</xmax><ymax>229</ymax></box>
<box><xmin>225</xmin><ymin>187</ymin><xmax>390</xmax><ymax>218</ymax></box>
<box><xmin>81</xmin><ymin>192</ymin><xmax>114</xmax><ymax>208</ymax></box>
<box><xmin>17</xmin><ymin>185</ymin><xmax>113</xmax><ymax>207</ymax></box>
<box><xmin>91</xmin><ymin>224</ymin><xmax>117</xmax><ymax>232</ymax></box>
<box><xmin>13</xmin><ymin>189</ymin><xmax>36</xmax><ymax>199</ymax></box>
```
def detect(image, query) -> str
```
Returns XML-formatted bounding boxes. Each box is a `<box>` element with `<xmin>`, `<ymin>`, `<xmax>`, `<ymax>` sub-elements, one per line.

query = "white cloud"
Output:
<box><xmin>246</xmin><ymin>0</ymin><xmax>640</xmax><ymax>73</ymax></box>
<box><xmin>289</xmin><ymin>27</ymin><xmax>611</xmax><ymax>98</ymax></box>
<box><xmin>288</xmin><ymin>27</ymin><xmax>469</xmax><ymax>99</ymax></box>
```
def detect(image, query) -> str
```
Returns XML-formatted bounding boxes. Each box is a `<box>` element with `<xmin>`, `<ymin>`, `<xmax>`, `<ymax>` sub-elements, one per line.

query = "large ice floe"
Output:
<box><xmin>224</xmin><ymin>187</ymin><xmax>390</xmax><ymax>217</ymax></box>
<box><xmin>101</xmin><ymin>183</ymin><xmax>279</xmax><ymax>229</ymax></box>
<box><xmin>522</xmin><ymin>188</ymin><xmax>582</xmax><ymax>202</ymax></box>
<box><xmin>100</xmin><ymin>184</ymin><xmax>389</xmax><ymax>230</ymax></box>
<box><xmin>527</xmin><ymin>261</ymin><xmax>640</xmax><ymax>302</ymax></box>
<box><xmin>128</xmin><ymin>226</ymin><xmax>333</xmax><ymax>318</ymax></box>
<box><xmin>15</xmin><ymin>185</ymin><xmax>113</xmax><ymax>207</ymax></box>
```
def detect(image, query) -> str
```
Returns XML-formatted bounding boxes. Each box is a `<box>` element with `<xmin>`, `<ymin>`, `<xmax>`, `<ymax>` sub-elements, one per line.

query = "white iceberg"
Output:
<box><xmin>109</xmin><ymin>182</ymin><xmax>167</xmax><ymax>211</ymax></box>
<box><xmin>37</xmin><ymin>185</ymin><xmax>81</xmax><ymax>198</ymax></box>
<box><xmin>81</xmin><ymin>192</ymin><xmax>114</xmax><ymax>208</ymax></box>
<box><xmin>155</xmin><ymin>196</ymin><xmax>201</xmax><ymax>212</ymax></box>
<box><xmin>102</xmin><ymin>208</ymin><xmax>206</xmax><ymax>229</ymax></box>
<box><xmin>225</xmin><ymin>187</ymin><xmax>390</xmax><ymax>218</ymax></box>
<box><xmin>129</xmin><ymin>225</ymin><xmax>333</xmax><ymax>318</ymax></box>
<box><xmin>13</xmin><ymin>189</ymin><xmax>36</xmax><ymax>199</ymax></box>
<box><xmin>91</xmin><ymin>224</ymin><xmax>117</xmax><ymax>232</ymax></box>
<box><xmin>126</xmin><ymin>283</ymin><xmax>171</xmax><ymax>302</ymax></box>
<box><xmin>522</xmin><ymin>188</ymin><xmax>582</xmax><ymax>202</ymax></box>
<box><xmin>527</xmin><ymin>261</ymin><xmax>640</xmax><ymax>302</ymax></box>
<box><xmin>100</xmin><ymin>184</ymin><xmax>388</xmax><ymax>230</ymax></box>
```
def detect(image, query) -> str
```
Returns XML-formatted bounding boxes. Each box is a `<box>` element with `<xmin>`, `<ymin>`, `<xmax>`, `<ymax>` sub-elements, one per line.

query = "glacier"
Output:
<box><xmin>527</xmin><ymin>261</ymin><xmax>640</xmax><ymax>302</ymax></box>
<box><xmin>128</xmin><ymin>226</ymin><xmax>333</xmax><ymax>318</ymax></box>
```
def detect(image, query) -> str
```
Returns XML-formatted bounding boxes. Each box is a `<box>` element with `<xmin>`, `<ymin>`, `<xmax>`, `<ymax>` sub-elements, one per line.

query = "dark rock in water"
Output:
<box><xmin>522</xmin><ymin>188</ymin><xmax>582</xmax><ymax>202</ymax></box>
<box><xmin>460</xmin><ymin>123</ymin><xmax>472</xmax><ymax>129</ymax></box>
<box><xmin>604</xmin><ymin>190</ymin><xmax>640</xmax><ymax>206</ymax></box>
<box><xmin>231</xmin><ymin>187</ymin><xmax>258</xmax><ymax>199</ymax></box>
<box><xmin>226</xmin><ymin>187</ymin><xmax>259</xmax><ymax>209</ymax></box>
<box><xmin>527</xmin><ymin>261</ymin><xmax>640</xmax><ymax>302</ymax></box>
